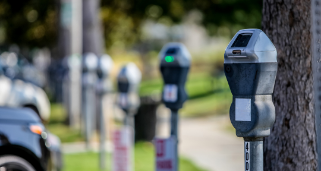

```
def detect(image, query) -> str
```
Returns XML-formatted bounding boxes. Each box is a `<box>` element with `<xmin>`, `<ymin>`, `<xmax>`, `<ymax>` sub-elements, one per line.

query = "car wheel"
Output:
<box><xmin>0</xmin><ymin>155</ymin><xmax>35</xmax><ymax>171</ymax></box>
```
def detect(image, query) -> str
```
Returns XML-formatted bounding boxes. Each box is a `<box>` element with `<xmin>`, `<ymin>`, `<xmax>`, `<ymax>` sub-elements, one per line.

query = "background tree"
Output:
<box><xmin>0</xmin><ymin>0</ymin><xmax>263</xmax><ymax>52</ymax></box>
<box><xmin>0</xmin><ymin>0</ymin><xmax>57</xmax><ymax>49</ymax></box>
<box><xmin>262</xmin><ymin>0</ymin><xmax>317</xmax><ymax>170</ymax></box>
<box><xmin>100</xmin><ymin>0</ymin><xmax>263</xmax><ymax>49</ymax></box>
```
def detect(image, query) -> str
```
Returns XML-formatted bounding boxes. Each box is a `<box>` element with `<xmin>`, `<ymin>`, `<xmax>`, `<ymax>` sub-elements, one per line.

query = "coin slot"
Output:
<box><xmin>232</xmin><ymin>50</ymin><xmax>241</xmax><ymax>54</ymax></box>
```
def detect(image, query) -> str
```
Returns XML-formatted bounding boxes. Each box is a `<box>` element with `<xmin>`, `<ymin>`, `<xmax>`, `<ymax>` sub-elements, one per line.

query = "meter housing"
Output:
<box><xmin>117</xmin><ymin>63</ymin><xmax>141</xmax><ymax>113</ymax></box>
<box><xmin>224</xmin><ymin>29</ymin><xmax>277</xmax><ymax>138</ymax></box>
<box><xmin>159</xmin><ymin>43</ymin><xmax>191</xmax><ymax>110</ymax></box>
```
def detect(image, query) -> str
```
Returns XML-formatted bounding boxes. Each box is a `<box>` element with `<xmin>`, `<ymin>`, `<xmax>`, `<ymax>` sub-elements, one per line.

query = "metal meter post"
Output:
<box><xmin>67</xmin><ymin>54</ymin><xmax>81</xmax><ymax>129</ymax></box>
<box><xmin>224</xmin><ymin>29</ymin><xmax>278</xmax><ymax>171</ymax></box>
<box><xmin>82</xmin><ymin>53</ymin><xmax>98</xmax><ymax>150</ymax></box>
<box><xmin>96</xmin><ymin>54</ymin><xmax>113</xmax><ymax>170</ymax></box>
<box><xmin>117</xmin><ymin>63</ymin><xmax>142</xmax><ymax>138</ymax></box>
<box><xmin>159</xmin><ymin>43</ymin><xmax>191</xmax><ymax>171</ymax></box>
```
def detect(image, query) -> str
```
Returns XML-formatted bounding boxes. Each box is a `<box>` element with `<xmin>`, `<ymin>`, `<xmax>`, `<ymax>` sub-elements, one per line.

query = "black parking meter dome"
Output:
<box><xmin>117</xmin><ymin>63</ymin><xmax>141</xmax><ymax>93</ymax></box>
<box><xmin>117</xmin><ymin>63</ymin><xmax>141</xmax><ymax>112</ymax></box>
<box><xmin>97</xmin><ymin>54</ymin><xmax>113</xmax><ymax>79</ymax></box>
<box><xmin>224</xmin><ymin>29</ymin><xmax>277</xmax><ymax>138</ymax></box>
<box><xmin>159</xmin><ymin>42</ymin><xmax>191</xmax><ymax>110</ymax></box>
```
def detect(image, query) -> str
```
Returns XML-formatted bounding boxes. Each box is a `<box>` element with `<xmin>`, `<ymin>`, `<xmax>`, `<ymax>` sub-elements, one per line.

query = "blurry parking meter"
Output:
<box><xmin>159</xmin><ymin>43</ymin><xmax>191</xmax><ymax>110</ymax></box>
<box><xmin>224</xmin><ymin>29</ymin><xmax>277</xmax><ymax>171</ymax></box>
<box><xmin>82</xmin><ymin>52</ymin><xmax>98</xmax><ymax>150</ymax></box>
<box><xmin>96</xmin><ymin>54</ymin><xmax>114</xmax><ymax>170</ymax></box>
<box><xmin>158</xmin><ymin>43</ymin><xmax>191</xmax><ymax>171</ymax></box>
<box><xmin>97</xmin><ymin>54</ymin><xmax>113</xmax><ymax>93</ymax></box>
<box><xmin>117</xmin><ymin>63</ymin><xmax>141</xmax><ymax>115</ymax></box>
<box><xmin>115</xmin><ymin>63</ymin><xmax>141</xmax><ymax>171</ymax></box>
<box><xmin>82</xmin><ymin>53</ymin><xmax>98</xmax><ymax>86</ymax></box>
<box><xmin>97</xmin><ymin>54</ymin><xmax>113</xmax><ymax>80</ymax></box>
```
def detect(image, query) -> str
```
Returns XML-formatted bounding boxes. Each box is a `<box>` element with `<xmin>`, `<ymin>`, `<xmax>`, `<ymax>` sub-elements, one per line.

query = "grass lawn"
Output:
<box><xmin>64</xmin><ymin>142</ymin><xmax>207</xmax><ymax>171</ymax></box>
<box><xmin>140</xmin><ymin>72</ymin><xmax>232</xmax><ymax>117</ymax></box>
<box><xmin>181</xmin><ymin>90</ymin><xmax>232</xmax><ymax>117</ymax></box>
<box><xmin>46</xmin><ymin>103</ymin><xmax>84</xmax><ymax>143</ymax></box>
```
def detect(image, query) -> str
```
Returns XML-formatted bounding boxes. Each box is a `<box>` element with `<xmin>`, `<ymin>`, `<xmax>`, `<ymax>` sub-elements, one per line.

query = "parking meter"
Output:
<box><xmin>224</xmin><ymin>29</ymin><xmax>277</xmax><ymax>171</ymax></box>
<box><xmin>117</xmin><ymin>63</ymin><xmax>141</xmax><ymax>115</ymax></box>
<box><xmin>116</xmin><ymin>63</ymin><xmax>141</xmax><ymax>169</ymax></box>
<box><xmin>159</xmin><ymin>43</ymin><xmax>191</xmax><ymax>110</ymax></box>
<box><xmin>159</xmin><ymin>42</ymin><xmax>191</xmax><ymax>171</ymax></box>
<box><xmin>82</xmin><ymin>52</ymin><xmax>98</xmax><ymax>149</ymax></box>
<box><xmin>96</xmin><ymin>54</ymin><xmax>113</xmax><ymax>170</ymax></box>
<box><xmin>97</xmin><ymin>54</ymin><xmax>113</xmax><ymax>93</ymax></box>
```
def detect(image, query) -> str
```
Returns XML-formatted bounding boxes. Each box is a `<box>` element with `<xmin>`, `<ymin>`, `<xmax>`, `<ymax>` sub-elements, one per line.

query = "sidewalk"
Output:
<box><xmin>179</xmin><ymin>115</ymin><xmax>244</xmax><ymax>171</ymax></box>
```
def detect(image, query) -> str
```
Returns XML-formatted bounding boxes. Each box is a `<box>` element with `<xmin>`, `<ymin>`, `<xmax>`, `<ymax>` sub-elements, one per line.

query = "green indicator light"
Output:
<box><xmin>165</xmin><ymin>56</ymin><xmax>174</xmax><ymax>62</ymax></box>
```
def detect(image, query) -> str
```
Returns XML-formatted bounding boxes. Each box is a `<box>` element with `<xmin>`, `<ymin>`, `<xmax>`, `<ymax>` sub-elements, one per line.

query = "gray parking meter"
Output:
<box><xmin>82</xmin><ymin>52</ymin><xmax>98</xmax><ymax>149</ymax></box>
<box><xmin>96</xmin><ymin>54</ymin><xmax>113</xmax><ymax>170</ymax></box>
<box><xmin>224</xmin><ymin>29</ymin><xmax>277</xmax><ymax>171</ymax></box>
<box><xmin>117</xmin><ymin>63</ymin><xmax>141</xmax><ymax>128</ymax></box>
<box><xmin>97</xmin><ymin>54</ymin><xmax>113</xmax><ymax>93</ymax></box>
<box><xmin>159</xmin><ymin>42</ymin><xmax>191</xmax><ymax>171</ymax></box>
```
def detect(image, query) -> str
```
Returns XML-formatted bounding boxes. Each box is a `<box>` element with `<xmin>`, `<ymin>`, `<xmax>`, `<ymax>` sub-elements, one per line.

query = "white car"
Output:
<box><xmin>0</xmin><ymin>75</ymin><xmax>50</xmax><ymax>121</ymax></box>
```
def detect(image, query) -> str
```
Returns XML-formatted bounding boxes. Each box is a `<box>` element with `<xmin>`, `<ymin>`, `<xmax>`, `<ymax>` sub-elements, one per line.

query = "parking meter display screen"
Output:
<box><xmin>165</xmin><ymin>48</ymin><xmax>179</xmax><ymax>55</ymax></box>
<box><xmin>164</xmin><ymin>48</ymin><xmax>179</xmax><ymax>63</ymax></box>
<box><xmin>231</xmin><ymin>33</ymin><xmax>252</xmax><ymax>47</ymax></box>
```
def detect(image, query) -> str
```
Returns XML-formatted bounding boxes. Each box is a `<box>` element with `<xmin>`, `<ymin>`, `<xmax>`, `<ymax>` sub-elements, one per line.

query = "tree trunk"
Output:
<box><xmin>82</xmin><ymin>0</ymin><xmax>104</xmax><ymax>56</ymax></box>
<box><xmin>57</xmin><ymin>0</ymin><xmax>71</xmax><ymax>59</ymax></box>
<box><xmin>262</xmin><ymin>0</ymin><xmax>317</xmax><ymax>170</ymax></box>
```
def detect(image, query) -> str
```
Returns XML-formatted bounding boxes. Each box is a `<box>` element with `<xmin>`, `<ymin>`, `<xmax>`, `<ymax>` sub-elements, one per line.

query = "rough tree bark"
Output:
<box><xmin>262</xmin><ymin>0</ymin><xmax>317</xmax><ymax>170</ymax></box>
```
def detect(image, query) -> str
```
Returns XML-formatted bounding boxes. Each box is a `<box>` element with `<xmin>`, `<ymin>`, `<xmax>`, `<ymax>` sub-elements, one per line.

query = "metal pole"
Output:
<box><xmin>123</xmin><ymin>112</ymin><xmax>135</xmax><ymax>170</ymax></box>
<box><xmin>85</xmin><ymin>82</ymin><xmax>91</xmax><ymax>150</ymax></box>
<box><xmin>124</xmin><ymin>113</ymin><xmax>135</xmax><ymax>135</ymax></box>
<box><xmin>85</xmin><ymin>73</ymin><xmax>96</xmax><ymax>150</ymax></box>
<box><xmin>99</xmin><ymin>94</ymin><xmax>106</xmax><ymax>170</ymax></box>
<box><xmin>244</xmin><ymin>138</ymin><xmax>263</xmax><ymax>171</ymax></box>
<box><xmin>170</xmin><ymin>109</ymin><xmax>179</xmax><ymax>171</ymax></box>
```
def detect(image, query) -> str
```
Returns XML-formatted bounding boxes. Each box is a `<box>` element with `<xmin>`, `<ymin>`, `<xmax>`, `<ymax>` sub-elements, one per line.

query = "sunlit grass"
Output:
<box><xmin>139</xmin><ymin>72</ymin><xmax>232</xmax><ymax>117</ymax></box>
<box><xmin>181</xmin><ymin>91</ymin><xmax>232</xmax><ymax>117</ymax></box>
<box><xmin>46</xmin><ymin>103</ymin><xmax>84</xmax><ymax>143</ymax></box>
<box><xmin>63</xmin><ymin>142</ymin><xmax>207</xmax><ymax>171</ymax></box>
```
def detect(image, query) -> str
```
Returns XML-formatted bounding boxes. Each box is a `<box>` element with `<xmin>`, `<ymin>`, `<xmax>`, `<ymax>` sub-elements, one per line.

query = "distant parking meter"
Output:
<box><xmin>97</xmin><ymin>54</ymin><xmax>113</xmax><ymax>93</ymax></box>
<box><xmin>96</xmin><ymin>54</ymin><xmax>113</xmax><ymax>170</ymax></box>
<box><xmin>158</xmin><ymin>43</ymin><xmax>191</xmax><ymax>171</ymax></box>
<box><xmin>224</xmin><ymin>29</ymin><xmax>277</xmax><ymax>171</ymax></box>
<box><xmin>116</xmin><ymin>63</ymin><xmax>141</xmax><ymax>170</ymax></box>
<box><xmin>117</xmin><ymin>63</ymin><xmax>141</xmax><ymax>115</ymax></box>
<box><xmin>82</xmin><ymin>52</ymin><xmax>98</xmax><ymax>149</ymax></box>
<box><xmin>159</xmin><ymin>43</ymin><xmax>191</xmax><ymax>110</ymax></box>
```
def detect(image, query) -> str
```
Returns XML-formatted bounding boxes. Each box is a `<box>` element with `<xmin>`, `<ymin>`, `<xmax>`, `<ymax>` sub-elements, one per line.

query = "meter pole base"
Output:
<box><xmin>85</xmin><ymin>87</ymin><xmax>92</xmax><ymax>150</ymax></box>
<box><xmin>244</xmin><ymin>138</ymin><xmax>263</xmax><ymax>171</ymax></box>
<box><xmin>124</xmin><ymin>113</ymin><xmax>135</xmax><ymax>144</ymax></box>
<box><xmin>170</xmin><ymin>109</ymin><xmax>179</xmax><ymax>171</ymax></box>
<box><xmin>99</xmin><ymin>95</ymin><xmax>106</xmax><ymax>170</ymax></box>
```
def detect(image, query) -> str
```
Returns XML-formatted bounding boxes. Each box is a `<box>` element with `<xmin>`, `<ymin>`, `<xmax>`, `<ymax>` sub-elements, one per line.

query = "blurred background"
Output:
<box><xmin>0</xmin><ymin>0</ymin><xmax>262</xmax><ymax>170</ymax></box>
